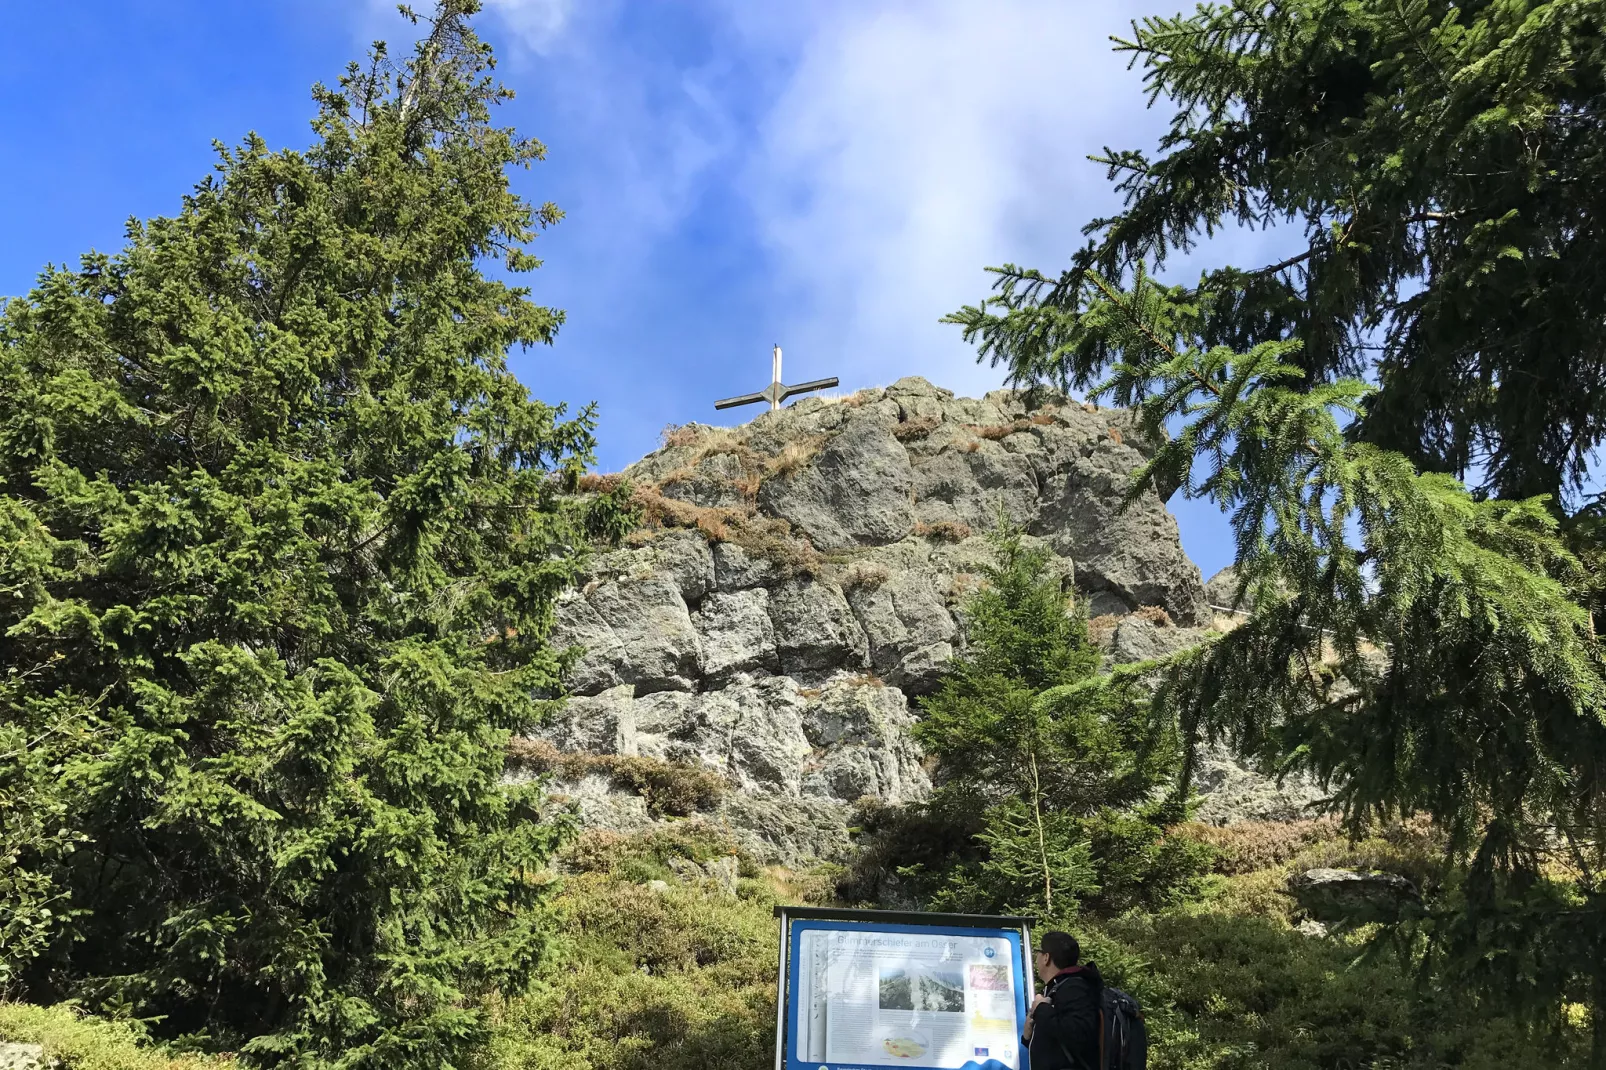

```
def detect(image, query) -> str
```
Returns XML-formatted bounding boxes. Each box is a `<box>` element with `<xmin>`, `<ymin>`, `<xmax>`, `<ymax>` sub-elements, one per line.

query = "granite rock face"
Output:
<box><xmin>532</xmin><ymin>379</ymin><xmax>1304</xmax><ymax>865</ymax></box>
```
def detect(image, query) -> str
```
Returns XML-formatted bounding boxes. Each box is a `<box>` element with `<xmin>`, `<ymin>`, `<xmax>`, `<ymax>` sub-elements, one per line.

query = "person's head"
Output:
<box><xmin>1033</xmin><ymin>931</ymin><xmax>1080</xmax><ymax>982</ymax></box>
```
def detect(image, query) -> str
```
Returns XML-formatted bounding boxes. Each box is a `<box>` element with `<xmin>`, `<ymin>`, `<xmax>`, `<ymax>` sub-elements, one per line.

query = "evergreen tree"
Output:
<box><xmin>0</xmin><ymin>3</ymin><xmax>626</xmax><ymax>1064</ymax></box>
<box><xmin>863</xmin><ymin>528</ymin><xmax>1206</xmax><ymax>920</ymax></box>
<box><xmin>947</xmin><ymin>0</ymin><xmax>1606</xmax><ymax>1059</ymax></box>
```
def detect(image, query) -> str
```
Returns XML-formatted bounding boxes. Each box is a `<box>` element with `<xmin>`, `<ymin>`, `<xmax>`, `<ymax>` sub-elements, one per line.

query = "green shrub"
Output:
<box><xmin>1087</xmin><ymin>910</ymin><xmax>1586</xmax><ymax>1069</ymax></box>
<box><xmin>483</xmin><ymin>829</ymin><xmax>784</xmax><ymax>1070</ymax></box>
<box><xmin>0</xmin><ymin>1004</ymin><xmax>233</xmax><ymax>1070</ymax></box>
<box><xmin>483</xmin><ymin>832</ymin><xmax>1589</xmax><ymax>1070</ymax></box>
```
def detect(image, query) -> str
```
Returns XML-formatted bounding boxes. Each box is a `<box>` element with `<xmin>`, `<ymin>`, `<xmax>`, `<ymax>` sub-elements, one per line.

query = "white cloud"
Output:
<box><xmin>739</xmin><ymin>0</ymin><xmax>1166</xmax><ymax>394</ymax></box>
<box><xmin>483</xmin><ymin>0</ymin><xmax>575</xmax><ymax>52</ymax></box>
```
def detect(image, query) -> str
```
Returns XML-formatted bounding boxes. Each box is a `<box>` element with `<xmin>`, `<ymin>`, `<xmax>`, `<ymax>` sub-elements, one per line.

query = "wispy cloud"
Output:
<box><xmin>343</xmin><ymin>0</ymin><xmax>1243</xmax><ymax>571</ymax></box>
<box><xmin>739</xmin><ymin>1</ymin><xmax>1162</xmax><ymax>394</ymax></box>
<box><xmin>482</xmin><ymin>0</ymin><xmax>574</xmax><ymax>53</ymax></box>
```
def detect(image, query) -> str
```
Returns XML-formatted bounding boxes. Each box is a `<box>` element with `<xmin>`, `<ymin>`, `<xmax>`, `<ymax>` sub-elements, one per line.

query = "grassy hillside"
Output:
<box><xmin>482</xmin><ymin>820</ymin><xmax>1583</xmax><ymax>1070</ymax></box>
<box><xmin>5</xmin><ymin>818</ymin><xmax>1586</xmax><ymax>1069</ymax></box>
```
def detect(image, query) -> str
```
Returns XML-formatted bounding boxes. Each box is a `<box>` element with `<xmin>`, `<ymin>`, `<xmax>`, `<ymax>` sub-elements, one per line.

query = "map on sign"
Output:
<box><xmin>786</xmin><ymin>922</ymin><xmax>1026</xmax><ymax>1070</ymax></box>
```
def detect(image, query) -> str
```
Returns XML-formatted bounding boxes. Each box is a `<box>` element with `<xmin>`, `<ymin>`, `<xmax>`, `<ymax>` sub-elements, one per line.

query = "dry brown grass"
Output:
<box><xmin>1132</xmin><ymin>604</ymin><xmax>1174</xmax><ymax>627</ymax></box>
<box><xmin>959</xmin><ymin>411</ymin><xmax>1059</xmax><ymax>442</ymax></box>
<box><xmin>914</xmin><ymin>519</ymin><xmax>973</xmax><ymax>542</ymax></box>
<box><xmin>841</xmin><ymin>673</ymin><xmax>886</xmax><ymax>688</ymax></box>
<box><xmin>892</xmin><ymin>416</ymin><xmax>941</xmax><ymax>441</ymax></box>
<box><xmin>1108</xmin><ymin>426</ymin><xmax>1124</xmax><ymax>445</ymax></box>
<box><xmin>656</xmin><ymin>465</ymin><xmax>700</xmax><ymax>486</ymax></box>
<box><xmin>764</xmin><ymin>864</ymin><xmax>841</xmax><ymax>905</ymax></box>
<box><xmin>1179</xmin><ymin>817</ymin><xmax>1344</xmax><ymax>876</ymax></box>
<box><xmin>688</xmin><ymin>428</ymin><xmax>754</xmax><ymax>464</ymax></box>
<box><xmin>657</xmin><ymin>464</ymin><xmax>761</xmax><ymax>505</ymax></box>
<box><xmin>507</xmin><ymin>738</ymin><xmax>729</xmax><ymax>817</ymax></box>
<box><xmin>659</xmin><ymin>423</ymin><xmax>704</xmax><ymax>449</ymax></box>
<box><xmin>576</xmin><ymin>472</ymin><xmax>625</xmax><ymax>494</ymax></box>
<box><xmin>763</xmin><ymin>436</ymin><xmax>826</xmax><ymax>479</ymax></box>
<box><xmin>948</xmin><ymin>571</ymin><xmax>983</xmax><ymax>603</ymax></box>
<box><xmin>840</xmin><ymin>561</ymin><xmax>891</xmax><ymax>591</ymax></box>
<box><xmin>629</xmin><ymin>483</ymin><xmax>751</xmax><ymax>542</ymax></box>
<box><xmin>1088</xmin><ymin>613</ymin><xmax>1122</xmax><ymax>634</ymax></box>
<box><xmin>718</xmin><ymin>515</ymin><xmax>821</xmax><ymax>577</ymax></box>
<box><xmin>837</xmin><ymin>389</ymin><xmax>881</xmax><ymax>409</ymax></box>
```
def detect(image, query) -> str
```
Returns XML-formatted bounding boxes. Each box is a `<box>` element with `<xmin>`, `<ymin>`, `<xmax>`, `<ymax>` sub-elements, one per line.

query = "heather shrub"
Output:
<box><xmin>1180</xmin><ymin>818</ymin><xmax>1344</xmax><ymax>876</ymax></box>
<box><xmin>1087</xmin><ymin>910</ymin><xmax>1582</xmax><ymax>1070</ymax></box>
<box><xmin>506</xmin><ymin>740</ymin><xmax>728</xmax><ymax>818</ymax></box>
<box><xmin>892</xmin><ymin>416</ymin><xmax>941</xmax><ymax>440</ymax></box>
<box><xmin>482</xmin><ymin>827</ymin><xmax>785</xmax><ymax>1070</ymax></box>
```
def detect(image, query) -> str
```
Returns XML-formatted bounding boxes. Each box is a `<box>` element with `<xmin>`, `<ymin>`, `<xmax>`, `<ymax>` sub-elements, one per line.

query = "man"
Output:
<box><xmin>1021</xmin><ymin>931</ymin><xmax>1103</xmax><ymax>1070</ymax></box>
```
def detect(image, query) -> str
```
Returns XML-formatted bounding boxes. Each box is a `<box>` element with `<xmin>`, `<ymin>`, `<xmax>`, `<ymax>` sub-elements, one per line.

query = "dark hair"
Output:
<box><xmin>1038</xmin><ymin>931</ymin><xmax>1080</xmax><ymax>969</ymax></box>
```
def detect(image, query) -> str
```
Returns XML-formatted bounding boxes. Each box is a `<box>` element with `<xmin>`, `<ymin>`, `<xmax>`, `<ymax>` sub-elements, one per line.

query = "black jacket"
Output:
<box><xmin>1025</xmin><ymin>963</ymin><xmax>1104</xmax><ymax>1070</ymax></box>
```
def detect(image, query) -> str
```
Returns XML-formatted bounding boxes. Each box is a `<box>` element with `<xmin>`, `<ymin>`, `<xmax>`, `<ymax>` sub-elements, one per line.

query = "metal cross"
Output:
<box><xmin>715</xmin><ymin>344</ymin><xmax>839</xmax><ymax>413</ymax></box>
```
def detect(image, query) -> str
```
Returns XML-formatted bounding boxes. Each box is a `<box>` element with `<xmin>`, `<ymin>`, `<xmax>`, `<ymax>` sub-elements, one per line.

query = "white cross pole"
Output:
<box><xmin>715</xmin><ymin>344</ymin><xmax>839</xmax><ymax>413</ymax></box>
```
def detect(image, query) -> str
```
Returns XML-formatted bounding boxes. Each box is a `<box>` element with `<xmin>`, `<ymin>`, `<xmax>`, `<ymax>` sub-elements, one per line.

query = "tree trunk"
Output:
<box><xmin>1029</xmin><ymin>749</ymin><xmax>1051</xmax><ymax>914</ymax></box>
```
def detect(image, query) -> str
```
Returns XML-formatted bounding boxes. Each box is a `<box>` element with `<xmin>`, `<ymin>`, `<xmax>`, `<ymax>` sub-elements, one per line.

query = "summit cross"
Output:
<box><xmin>714</xmin><ymin>345</ymin><xmax>839</xmax><ymax>413</ymax></box>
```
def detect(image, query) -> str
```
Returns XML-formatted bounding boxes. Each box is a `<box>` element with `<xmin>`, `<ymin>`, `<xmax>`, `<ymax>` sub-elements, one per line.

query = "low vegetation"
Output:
<box><xmin>505</xmin><ymin>740</ymin><xmax>729</xmax><ymax>817</ymax></box>
<box><xmin>0</xmin><ymin>1004</ymin><xmax>236</xmax><ymax>1070</ymax></box>
<box><xmin>912</xmin><ymin>519</ymin><xmax>973</xmax><ymax>542</ymax></box>
<box><xmin>7</xmin><ymin>819</ymin><xmax>1588</xmax><ymax>1069</ymax></box>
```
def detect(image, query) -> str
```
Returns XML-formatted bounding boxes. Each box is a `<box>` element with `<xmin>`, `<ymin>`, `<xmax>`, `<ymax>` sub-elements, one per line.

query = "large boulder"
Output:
<box><xmin>0</xmin><ymin>1044</ymin><xmax>42</xmax><ymax>1070</ymax></box>
<box><xmin>693</xmin><ymin>588</ymin><xmax>778</xmax><ymax>680</ymax></box>
<box><xmin>769</xmin><ymin>577</ymin><xmax>870</xmax><ymax>674</ymax></box>
<box><xmin>1032</xmin><ymin>437</ymin><xmax>1209</xmax><ymax>623</ymax></box>
<box><xmin>552</xmin><ymin>574</ymin><xmax>701</xmax><ymax>695</ymax></box>
<box><xmin>758</xmin><ymin>416</ymin><xmax>916</xmax><ymax>550</ymax></box>
<box><xmin>845</xmin><ymin>566</ymin><xmax>958</xmax><ymax>695</ymax></box>
<box><xmin>1288</xmin><ymin>867</ymin><xmax>1421</xmax><ymax>923</ymax></box>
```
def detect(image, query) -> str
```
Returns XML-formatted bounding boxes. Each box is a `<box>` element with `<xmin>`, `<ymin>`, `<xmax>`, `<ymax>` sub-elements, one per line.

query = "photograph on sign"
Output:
<box><xmin>787</xmin><ymin>922</ymin><xmax>1026</xmax><ymax>1070</ymax></box>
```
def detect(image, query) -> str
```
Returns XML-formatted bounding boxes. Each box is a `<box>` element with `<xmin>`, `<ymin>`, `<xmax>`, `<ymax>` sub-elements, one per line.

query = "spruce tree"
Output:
<box><xmin>871</xmin><ymin>528</ymin><xmax>1205</xmax><ymax>920</ymax></box>
<box><xmin>947</xmin><ymin>0</ymin><xmax>1606</xmax><ymax>1059</ymax></box>
<box><xmin>0</xmin><ymin>3</ymin><xmax>625</xmax><ymax>1064</ymax></box>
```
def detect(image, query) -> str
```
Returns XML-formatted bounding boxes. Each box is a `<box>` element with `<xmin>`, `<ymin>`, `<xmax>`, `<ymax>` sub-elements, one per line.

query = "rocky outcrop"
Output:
<box><xmin>531</xmin><ymin>378</ymin><xmax>1305</xmax><ymax>864</ymax></box>
<box><xmin>1288</xmin><ymin>867</ymin><xmax>1421</xmax><ymax>923</ymax></box>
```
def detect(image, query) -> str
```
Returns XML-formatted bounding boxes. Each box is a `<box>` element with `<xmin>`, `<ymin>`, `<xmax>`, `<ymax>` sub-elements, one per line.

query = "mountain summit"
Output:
<box><xmin>520</xmin><ymin>377</ymin><xmax>1316</xmax><ymax>864</ymax></box>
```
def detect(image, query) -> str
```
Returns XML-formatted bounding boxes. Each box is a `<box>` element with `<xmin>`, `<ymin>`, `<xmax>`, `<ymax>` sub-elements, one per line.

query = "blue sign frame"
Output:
<box><xmin>782</xmin><ymin>918</ymin><xmax>1030</xmax><ymax>1070</ymax></box>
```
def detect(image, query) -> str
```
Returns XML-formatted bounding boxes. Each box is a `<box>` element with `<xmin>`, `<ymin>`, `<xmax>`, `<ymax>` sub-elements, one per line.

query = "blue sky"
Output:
<box><xmin>0</xmin><ymin>1</ymin><xmax>1290</xmax><ymax>581</ymax></box>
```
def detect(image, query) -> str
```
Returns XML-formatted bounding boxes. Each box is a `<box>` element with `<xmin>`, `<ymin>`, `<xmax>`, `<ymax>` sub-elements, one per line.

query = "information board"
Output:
<box><xmin>775</xmin><ymin>908</ymin><xmax>1033</xmax><ymax>1070</ymax></box>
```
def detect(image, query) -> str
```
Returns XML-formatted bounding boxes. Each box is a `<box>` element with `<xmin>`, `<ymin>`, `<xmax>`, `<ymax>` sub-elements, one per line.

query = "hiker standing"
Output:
<box><xmin>1021</xmin><ymin>931</ymin><xmax>1104</xmax><ymax>1070</ymax></box>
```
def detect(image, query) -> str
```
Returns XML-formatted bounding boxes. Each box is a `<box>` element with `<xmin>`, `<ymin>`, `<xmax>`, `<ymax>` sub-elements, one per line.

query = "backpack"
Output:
<box><xmin>1056</xmin><ymin>985</ymin><xmax>1148</xmax><ymax>1070</ymax></box>
<box><xmin>1096</xmin><ymin>987</ymin><xmax>1148</xmax><ymax>1070</ymax></box>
